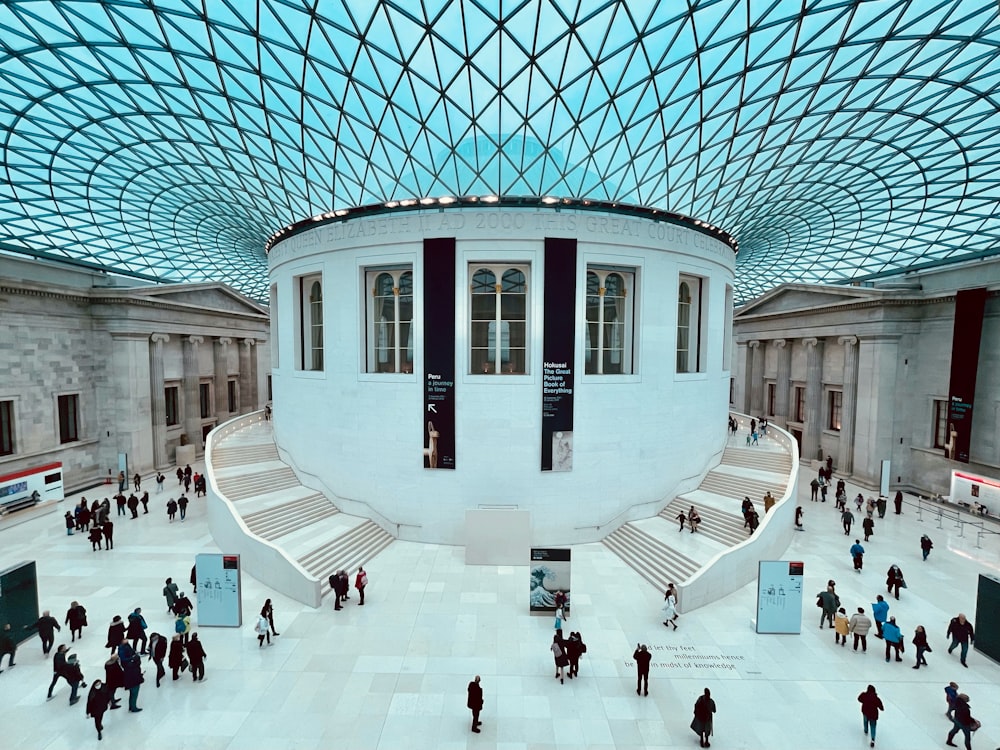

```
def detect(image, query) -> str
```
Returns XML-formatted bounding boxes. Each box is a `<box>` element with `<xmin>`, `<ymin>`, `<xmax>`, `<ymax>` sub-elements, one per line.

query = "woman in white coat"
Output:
<box><xmin>663</xmin><ymin>584</ymin><xmax>679</xmax><ymax>629</ymax></box>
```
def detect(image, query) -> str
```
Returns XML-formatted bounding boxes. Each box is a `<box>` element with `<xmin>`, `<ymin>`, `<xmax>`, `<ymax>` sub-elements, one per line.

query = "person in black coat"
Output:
<box><xmin>126</xmin><ymin>608</ymin><xmax>148</xmax><ymax>654</ymax></box>
<box><xmin>88</xmin><ymin>525</ymin><xmax>104</xmax><ymax>550</ymax></box>
<box><xmin>46</xmin><ymin>644</ymin><xmax>70</xmax><ymax>700</ymax></box>
<box><xmin>65</xmin><ymin>601</ymin><xmax>87</xmax><ymax>642</ymax></box>
<box><xmin>63</xmin><ymin>653</ymin><xmax>85</xmax><ymax>705</ymax></box>
<box><xmin>168</xmin><ymin>634</ymin><xmax>185</xmax><ymax>680</ymax></box>
<box><xmin>886</xmin><ymin>565</ymin><xmax>905</xmax><ymax>600</ymax></box>
<box><xmin>102</xmin><ymin>519</ymin><xmax>114</xmax><ymax>550</ymax></box>
<box><xmin>26</xmin><ymin>610</ymin><xmax>61</xmax><ymax>654</ymax></box>
<box><xmin>565</xmin><ymin>632</ymin><xmax>585</xmax><ymax>678</ymax></box>
<box><xmin>633</xmin><ymin>644</ymin><xmax>652</xmax><ymax>696</ymax></box>
<box><xmin>119</xmin><ymin>642</ymin><xmax>143</xmax><ymax>712</ymax></box>
<box><xmin>105</xmin><ymin>616</ymin><xmax>125</xmax><ymax>655</ymax></box>
<box><xmin>467</xmin><ymin>675</ymin><xmax>483</xmax><ymax>733</ymax></box>
<box><xmin>0</xmin><ymin>623</ymin><xmax>17</xmax><ymax>671</ymax></box>
<box><xmin>126</xmin><ymin>494</ymin><xmax>139</xmax><ymax>519</ymax></box>
<box><xmin>103</xmin><ymin>653</ymin><xmax>124</xmax><ymax>708</ymax></box>
<box><xmin>173</xmin><ymin>593</ymin><xmax>193</xmax><ymax>618</ymax></box>
<box><xmin>185</xmin><ymin>633</ymin><xmax>206</xmax><ymax>681</ymax></box>
<box><xmin>149</xmin><ymin>632</ymin><xmax>167</xmax><ymax>687</ymax></box>
<box><xmin>86</xmin><ymin>679</ymin><xmax>110</xmax><ymax>740</ymax></box>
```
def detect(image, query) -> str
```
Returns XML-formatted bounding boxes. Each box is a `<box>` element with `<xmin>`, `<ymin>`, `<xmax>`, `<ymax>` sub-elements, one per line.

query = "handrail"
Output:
<box><xmin>910</xmin><ymin>494</ymin><xmax>1000</xmax><ymax>549</ymax></box>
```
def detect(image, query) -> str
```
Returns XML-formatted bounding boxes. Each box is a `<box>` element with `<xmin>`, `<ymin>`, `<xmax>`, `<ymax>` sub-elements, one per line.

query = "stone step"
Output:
<box><xmin>602</xmin><ymin>523</ymin><xmax>700</xmax><ymax>593</ymax></box>
<box><xmin>215</xmin><ymin>467</ymin><xmax>300</xmax><ymax>501</ymax></box>
<box><xmin>661</xmin><ymin>498</ymin><xmax>748</xmax><ymax>547</ymax></box>
<box><xmin>213</xmin><ymin>444</ymin><xmax>279</xmax><ymax>467</ymax></box>
<box><xmin>243</xmin><ymin>493</ymin><xmax>340</xmax><ymax>539</ymax></box>
<box><xmin>699</xmin><ymin>471</ymin><xmax>786</xmax><ymax>501</ymax></box>
<box><xmin>721</xmin><ymin>448</ymin><xmax>792</xmax><ymax>471</ymax></box>
<box><xmin>298</xmin><ymin>520</ymin><xmax>395</xmax><ymax>593</ymax></box>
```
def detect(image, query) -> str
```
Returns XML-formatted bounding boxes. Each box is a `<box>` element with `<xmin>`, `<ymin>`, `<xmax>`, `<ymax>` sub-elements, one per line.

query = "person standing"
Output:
<box><xmin>663</xmin><ymin>584</ymin><xmax>679</xmax><ymax>629</ymax></box>
<box><xmin>566</xmin><ymin>631</ymin><xmax>585</xmax><ymax>678</ymax></box>
<box><xmin>841</xmin><ymin>507</ymin><xmax>855</xmax><ymax>535</ymax></box>
<box><xmin>126</xmin><ymin>608</ymin><xmax>148</xmax><ymax>654</ymax></box>
<box><xmin>65</xmin><ymin>601</ymin><xmax>87</xmax><ymax>642</ymax></box>
<box><xmin>858</xmin><ymin>684</ymin><xmax>884</xmax><ymax>748</ymax></box>
<box><xmin>551</xmin><ymin>634</ymin><xmax>568</xmax><ymax>684</ymax></box>
<box><xmin>862</xmin><ymin>515</ymin><xmax>875</xmax><ymax>541</ymax></box>
<box><xmin>155</xmin><ymin>472</ymin><xmax>165</xmax><ymax>493</ymax></box>
<box><xmin>103</xmin><ymin>653</ymin><xmax>124</xmax><ymax>709</ymax></box>
<box><xmin>45</xmin><ymin>644</ymin><xmax>70</xmax><ymax>701</ymax></box>
<box><xmin>893</xmin><ymin>490</ymin><xmax>903</xmax><ymax>514</ymax></box>
<box><xmin>871</xmin><ymin>596</ymin><xmax>889</xmax><ymax>639</ymax></box>
<box><xmin>261</xmin><ymin>599</ymin><xmax>279</xmax><ymax>636</ymax></box>
<box><xmin>849</xmin><ymin>608</ymin><xmax>872</xmax><ymax>652</ymax></box>
<box><xmin>163</xmin><ymin>578</ymin><xmax>179</xmax><ymax>612</ymax></box>
<box><xmin>946</xmin><ymin>693</ymin><xmax>978</xmax><ymax>750</ymax></box>
<box><xmin>133</xmin><ymin>473</ymin><xmax>141</xmax><ymax>491</ymax></box>
<box><xmin>102</xmin><ymin>518</ymin><xmax>114</xmax><ymax>550</ymax></box>
<box><xmin>795</xmin><ymin>505</ymin><xmax>804</xmax><ymax>530</ymax></box>
<box><xmin>691</xmin><ymin>687</ymin><xmax>716</xmax><ymax>748</ymax></box>
<box><xmin>117</xmin><ymin>471</ymin><xmax>126</xmax><ymax>493</ymax></box>
<box><xmin>105</xmin><ymin>616</ymin><xmax>125</xmax><ymax>655</ymax></box>
<box><xmin>355</xmin><ymin>567</ymin><xmax>368</xmax><ymax>606</ymax></box>
<box><xmin>911</xmin><ymin>625</ymin><xmax>930</xmax><ymax>669</ymax></box>
<box><xmin>810</xmin><ymin>476</ymin><xmax>820</xmax><ymax>501</ymax></box>
<box><xmin>850</xmin><ymin>540</ymin><xmax>865</xmax><ymax>572</ymax></box>
<box><xmin>115</xmin><ymin>493</ymin><xmax>127</xmax><ymax>517</ymax></box>
<box><xmin>467</xmin><ymin>675</ymin><xmax>483</xmax><ymax>733</ymax></box>
<box><xmin>876</xmin><ymin>495</ymin><xmax>887</xmax><ymax>518</ymax></box>
<box><xmin>63</xmin><ymin>511</ymin><xmax>75</xmax><ymax>535</ymax></box>
<box><xmin>118</xmin><ymin>640</ymin><xmax>143</xmax><ymax>712</ymax></box>
<box><xmin>817</xmin><ymin>586</ymin><xmax>838</xmax><ymax>629</ymax></box>
<box><xmin>920</xmin><ymin>534</ymin><xmax>934</xmax><ymax>560</ymax></box>
<box><xmin>883</xmin><ymin>617</ymin><xmax>903</xmax><ymax>662</ymax></box>
<box><xmin>633</xmin><ymin>644</ymin><xmax>651</xmax><ymax>696</ymax></box>
<box><xmin>0</xmin><ymin>623</ymin><xmax>17</xmax><ymax>672</ymax></box>
<box><xmin>186</xmin><ymin>633</ymin><xmax>206</xmax><ymax>682</ymax></box>
<box><xmin>88</xmin><ymin>524</ymin><xmax>104</xmax><ymax>550</ymax></box>
<box><xmin>946</xmin><ymin>613</ymin><xmax>975</xmax><ymax>668</ymax></box>
<box><xmin>140</xmin><ymin>490</ymin><xmax>149</xmax><ymax>514</ymax></box>
<box><xmin>126</xmin><ymin>493</ymin><xmax>139</xmax><ymax>519</ymax></box>
<box><xmin>885</xmin><ymin>564</ymin><xmax>905</xmax><ymax>600</ymax></box>
<box><xmin>26</xmin><ymin>610</ymin><xmax>61</xmax><ymax>654</ymax></box>
<box><xmin>168</xmin><ymin>634</ymin><xmax>185</xmax><ymax>680</ymax></box>
<box><xmin>834</xmin><ymin>608</ymin><xmax>850</xmax><ymax>646</ymax></box>
<box><xmin>85</xmin><ymin>679</ymin><xmax>110</xmax><ymax>740</ymax></box>
<box><xmin>148</xmin><ymin>632</ymin><xmax>167</xmax><ymax>687</ymax></box>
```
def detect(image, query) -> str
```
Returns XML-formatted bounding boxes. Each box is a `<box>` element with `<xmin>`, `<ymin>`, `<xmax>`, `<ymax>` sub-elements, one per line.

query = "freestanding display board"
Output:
<box><xmin>975</xmin><ymin>574</ymin><xmax>1000</xmax><ymax>664</ymax></box>
<box><xmin>756</xmin><ymin>560</ymin><xmax>804</xmax><ymax>633</ymax></box>
<box><xmin>0</xmin><ymin>561</ymin><xmax>40</xmax><ymax>646</ymax></box>
<box><xmin>194</xmin><ymin>553</ymin><xmax>242</xmax><ymax>627</ymax></box>
<box><xmin>530</xmin><ymin>548</ymin><xmax>571</xmax><ymax>612</ymax></box>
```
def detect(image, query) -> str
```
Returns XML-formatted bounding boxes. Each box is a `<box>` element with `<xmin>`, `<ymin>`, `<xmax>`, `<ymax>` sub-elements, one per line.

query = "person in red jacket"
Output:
<box><xmin>355</xmin><ymin>567</ymin><xmax>368</xmax><ymax>606</ymax></box>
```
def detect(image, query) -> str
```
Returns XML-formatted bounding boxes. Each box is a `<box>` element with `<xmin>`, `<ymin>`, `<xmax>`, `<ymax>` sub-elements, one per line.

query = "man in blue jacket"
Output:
<box><xmin>882</xmin><ymin>616</ymin><xmax>903</xmax><ymax>662</ymax></box>
<box><xmin>871</xmin><ymin>595</ymin><xmax>889</xmax><ymax>639</ymax></box>
<box><xmin>850</xmin><ymin>540</ymin><xmax>865</xmax><ymax>571</ymax></box>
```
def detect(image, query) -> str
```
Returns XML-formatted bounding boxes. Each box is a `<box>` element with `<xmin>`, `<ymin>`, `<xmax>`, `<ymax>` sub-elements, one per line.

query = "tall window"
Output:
<box><xmin>676</xmin><ymin>275</ymin><xmax>704</xmax><ymax>373</ymax></box>
<box><xmin>165</xmin><ymin>386</ymin><xmax>179</xmax><ymax>426</ymax></box>
<box><xmin>723</xmin><ymin>284</ymin><xmax>734</xmax><ymax>370</ymax></box>
<box><xmin>585</xmin><ymin>267</ymin><xmax>634</xmax><ymax>374</ymax></box>
<box><xmin>269</xmin><ymin>283</ymin><xmax>279</xmax><ymax>369</ymax></box>
<box><xmin>828</xmin><ymin>390</ymin><xmax>843</xmax><ymax>430</ymax></box>
<box><xmin>767</xmin><ymin>383</ymin><xmax>776</xmax><ymax>416</ymax></box>
<box><xmin>297</xmin><ymin>274</ymin><xmax>324</xmax><ymax>371</ymax></box>
<box><xmin>366</xmin><ymin>268</ymin><xmax>414</xmax><ymax>373</ymax></box>
<box><xmin>0</xmin><ymin>400</ymin><xmax>14</xmax><ymax>456</ymax></box>
<box><xmin>57</xmin><ymin>394</ymin><xmax>79</xmax><ymax>443</ymax></box>
<box><xmin>933</xmin><ymin>399</ymin><xmax>949</xmax><ymax>448</ymax></box>
<box><xmin>228</xmin><ymin>380</ymin><xmax>238</xmax><ymax>413</ymax></box>
<box><xmin>470</xmin><ymin>265</ymin><xmax>528</xmax><ymax>374</ymax></box>
<box><xmin>794</xmin><ymin>386</ymin><xmax>806</xmax><ymax>422</ymax></box>
<box><xmin>199</xmin><ymin>383</ymin><xmax>212</xmax><ymax>419</ymax></box>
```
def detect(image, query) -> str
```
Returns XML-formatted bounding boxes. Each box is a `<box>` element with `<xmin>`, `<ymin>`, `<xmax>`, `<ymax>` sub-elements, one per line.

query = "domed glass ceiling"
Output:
<box><xmin>1</xmin><ymin>1</ymin><xmax>998</xmax><ymax>303</ymax></box>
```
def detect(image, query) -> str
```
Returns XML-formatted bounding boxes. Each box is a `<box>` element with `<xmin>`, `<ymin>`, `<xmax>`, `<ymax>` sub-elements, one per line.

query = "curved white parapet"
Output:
<box><xmin>678</xmin><ymin>414</ymin><xmax>800</xmax><ymax>613</ymax></box>
<box><xmin>204</xmin><ymin>412</ymin><xmax>323</xmax><ymax>608</ymax></box>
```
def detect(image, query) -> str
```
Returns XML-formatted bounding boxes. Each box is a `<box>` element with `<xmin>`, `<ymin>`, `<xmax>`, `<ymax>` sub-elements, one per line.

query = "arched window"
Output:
<box><xmin>470</xmin><ymin>264</ymin><xmax>529</xmax><ymax>374</ymax></box>
<box><xmin>585</xmin><ymin>267</ymin><xmax>634</xmax><ymax>374</ymax></box>
<box><xmin>295</xmin><ymin>273</ymin><xmax>324</xmax><ymax>371</ymax></box>
<box><xmin>308</xmin><ymin>280</ymin><xmax>324</xmax><ymax>371</ymax></box>
<box><xmin>676</xmin><ymin>275</ymin><xmax>704</xmax><ymax>373</ymax></box>
<box><xmin>366</xmin><ymin>267</ymin><xmax>414</xmax><ymax>373</ymax></box>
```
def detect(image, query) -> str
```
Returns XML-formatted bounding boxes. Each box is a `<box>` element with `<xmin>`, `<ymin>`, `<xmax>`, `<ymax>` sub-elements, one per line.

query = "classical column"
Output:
<box><xmin>239</xmin><ymin>338</ymin><xmax>256</xmax><ymax>414</ymax></box>
<box><xmin>735</xmin><ymin>341</ymin><xmax>750</xmax><ymax>411</ymax></box>
<box><xmin>149</xmin><ymin>333</ymin><xmax>170</xmax><ymax>470</ymax></box>
<box><xmin>773</xmin><ymin>339</ymin><xmax>790</xmax><ymax>422</ymax></box>
<box><xmin>183</xmin><ymin>335</ymin><xmax>204</xmax><ymax>447</ymax></box>
<box><xmin>214</xmin><ymin>337</ymin><xmax>232</xmax><ymax>418</ymax></box>
<box><xmin>838</xmin><ymin>336</ymin><xmax>859</xmax><ymax>474</ymax></box>
<box><xmin>852</xmin><ymin>335</ymin><xmax>901</xmax><ymax>484</ymax></box>
<box><xmin>749</xmin><ymin>340</ymin><xmax>765</xmax><ymax>415</ymax></box>
<box><xmin>802</xmin><ymin>337</ymin><xmax>825</xmax><ymax>462</ymax></box>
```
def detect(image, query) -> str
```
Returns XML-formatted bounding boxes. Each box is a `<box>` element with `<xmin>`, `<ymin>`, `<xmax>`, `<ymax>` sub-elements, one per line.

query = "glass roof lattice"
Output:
<box><xmin>1</xmin><ymin>0</ymin><xmax>999</xmax><ymax>304</ymax></box>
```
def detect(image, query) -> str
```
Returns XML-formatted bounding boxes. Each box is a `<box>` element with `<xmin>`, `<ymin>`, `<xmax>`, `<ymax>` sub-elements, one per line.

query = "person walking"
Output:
<box><xmin>862</xmin><ymin>515</ymin><xmax>875</xmax><ymax>542</ymax></box>
<box><xmin>688</xmin><ymin>507</ymin><xmax>701</xmax><ymax>533</ymax></box>
<box><xmin>177</xmin><ymin>493</ymin><xmax>189</xmax><ymax>521</ymax></box>
<box><xmin>885</xmin><ymin>564</ymin><xmax>905</xmax><ymax>600</ymax></box>
<box><xmin>133</xmin><ymin>473</ymin><xmax>141</xmax><ymax>491</ymax></box>
<box><xmin>662</xmin><ymin>584</ymin><xmax>679</xmax><ymax>629</ymax></box>
<box><xmin>566</xmin><ymin>631</ymin><xmax>585</xmax><ymax>678</ymax></box>
<box><xmin>876</xmin><ymin>495</ymin><xmax>887</xmax><ymax>518</ymax></box>
<box><xmin>946</xmin><ymin>613</ymin><xmax>975</xmax><ymax>668</ymax></box>
<box><xmin>126</xmin><ymin>608</ymin><xmax>148</xmax><ymax>654</ymax></box>
<box><xmin>26</xmin><ymin>610</ymin><xmax>61</xmax><ymax>655</ymax></box>
<box><xmin>185</xmin><ymin>633</ymin><xmax>206</xmax><ymax>682</ymax></box>
<box><xmin>858</xmin><ymin>684</ymin><xmax>884</xmax><ymax>747</ymax></box>
<box><xmin>45</xmin><ymin>644</ymin><xmax>70</xmax><ymax>701</ymax></box>
<box><xmin>85</xmin><ymin>679</ymin><xmax>110</xmax><ymax>740</ymax></box>
<box><xmin>355</xmin><ymin>567</ymin><xmax>367</xmax><ymax>606</ymax></box>
<box><xmin>168</xmin><ymin>634</ymin><xmax>185</xmax><ymax>680</ymax></box>
<box><xmin>883</xmin><ymin>616</ymin><xmax>903</xmax><ymax>662</ymax></box>
<box><xmin>148</xmin><ymin>632</ymin><xmax>167</xmax><ymax>687</ymax></box>
<box><xmin>841</xmin><ymin>507</ymin><xmax>855</xmax><ymax>535</ymax></box>
<box><xmin>261</xmin><ymin>599</ymin><xmax>279</xmax><ymax>636</ymax></box>
<box><xmin>255</xmin><ymin>612</ymin><xmax>271</xmax><ymax>647</ymax></box>
<box><xmin>63</xmin><ymin>653</ymin><xmax>85</xmax><ymax>706</ymax></box>
<box><xmin>551</xmin><ymin>634</ymin><xmax>568</xmax><ymax>684</ymax></box>
<box><xmin>795</xmin><ymin>505</ymin><xmax>804</xmax><ymax>530</ymax></box>
<box><xmin>920</xmin><ymin>534</ymin><xmax>934</xmax><ymax>560</ymax></box>
<box><xmin>88</xmin><ymin>524</ymin><xmax>104</xmax><ymax>550</ymax></box>
<box><xmin>64</xmin><ymin>510</ymin><xmax>75</xmax><ymax>535</ymax></box>
<box><xmin>872</xmin><ymin>595</ymin><xmax>889</xmax><ymax>639</ymax></box>
<box><xmin>103</xmin><ymin>653</ymin><xmax>123</xmax><ymax>709</ymax></box>
<box><xmin>105</xmin><ymin>616</ymin><xmax>125</xmax><ymax>655</ymax></box>
<box><xmin>140</xmin><ymin>490</ymin><xmax>149</xmax><ymax>514</ymax></box>
<box><xmin>893</xmin><ymin>490</ymin><xmax>903</xmax><ymax>514</ymax></box>
<box><xmin>912</xmin><ymin>625</ymin><xmax>931</xmax><ymax>669</ymax></box>
<box><xmin>946</xmin><ymin>693</ymin><xmax>979</xmax><ymax>750</ymax></box>
<box><xmin>173</xmin><ymin>591</ymin><xmax>194</xmax><ymax>618</ymax></box>
<box><xmin>65</xmin><ymin>601</ymin><xmax>87</xmax><ymax>642</ymax></box>
<box><xmin>834</xmin><ymin>607</ymin><xmax>850</xmax><ymax>646</ymax></box>
<box><xmin>633</xmin><ymin>643</ymin><xmax>651</xmax><ymax>695</ymax></box>
<box><xmin>849</xmin><ymin>607</ymin><xmax>872</xmax><ymax>652</ymax></box>
<box><xmin>156</xmin><ymin>472</ymin><xmax>165</xmax><ymax>493</ymax></box>
<box><xmin>467</xmin><ymin>675</ymin><xmax>483</xmax><ymax>733</ymax></box>
<box><xmin>166</xmin><ymin>498</ymin><xmax>177</xmax><ymax>522</ymax></box>
<box><xmin>810</xmin><ymin>476</ymin><xmax>820</xmax><ymax>501</ymax></box>
<box><xmin>850</xmin><ymin>539</ymin><xmax>865</xmax><ymax>572</ymax></box>
<box><xmin>944</xmin><ymin>682</ymin><xmax>960</xmax><ymax>720</ymax></box>
<box><xmin>676</xmin><ymin>508</ymin><xmax>686</xmax><ymax>531</ymax></box>
<box><xmin>118</xmin><ymin>640</ymin><xmax>143</xmax><ymax>712</ymax></box>
<box><xmin>0</xmin><ymin>623</ymin><xmax>17</xmax><ymax>672</ymax></box>
<box><xmin>817</xmin><ymin>586</ymin><xmax>838</xmax><ymax>629</ymax></box>
<box><xmin>691</xmin><ymin>687</ymin><xmax>717</xmax><ymax>748</ymax></box>
<box><xmin>163</xmin><ymin>578</ymin><xmax>179</xmax><ymax>613</ymax></box>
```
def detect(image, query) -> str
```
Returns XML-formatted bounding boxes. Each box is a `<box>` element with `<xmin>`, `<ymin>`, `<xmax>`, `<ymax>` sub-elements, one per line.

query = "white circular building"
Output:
<box><xmin>267</xmin><ymin>198</ymin><xmax>736</xmax><ymax>544</ymax></box>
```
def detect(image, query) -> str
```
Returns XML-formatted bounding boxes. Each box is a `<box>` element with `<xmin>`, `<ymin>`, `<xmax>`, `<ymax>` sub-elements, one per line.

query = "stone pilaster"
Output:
<box><xmin>239</xmin><ymin>338</ymin><xmax>256</xmax><ymax>414</ymax></box>
<box><xmin>802</xmin><ymin>337</ymin><xmax>825</xmax><ymax>462</ymax></box>
<box><xmin>214</xmin><ymin>337</ymin><xmax>232</xmax><ymax>418</ymax></box>
<box><xmin>183</xmin><ymin>335</ymin><xmax>204</xmax><ymax>448</ymax></box>
<box><xmin>838</xmin><ymin>336</ymin><xmax>859</xmax><ymax>474</ymax></box>
<box><xmin>749</xmin><ymin>340</ymin><xmax>765</xmax><ymax>415</ymax></box>
<box><xmin>773</xmin><ymin>339</ymin><xmax>790</xmax><ymax>421</ymax></box>
<box><xmin>149</xmin><ymin>333</ymin><xmax>170</xmax><ymax>470</ymax></box>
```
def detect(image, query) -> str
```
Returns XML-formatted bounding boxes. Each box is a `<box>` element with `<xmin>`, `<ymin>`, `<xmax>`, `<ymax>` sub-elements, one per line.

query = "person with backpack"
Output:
<box><xmin>329</xmin><ymin>572</ymin><xmax>342</xmax><ymax>611</ymax></box>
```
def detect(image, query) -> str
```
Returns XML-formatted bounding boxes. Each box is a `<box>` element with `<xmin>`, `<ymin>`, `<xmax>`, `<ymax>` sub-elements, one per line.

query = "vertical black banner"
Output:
<box><xmin>541</xmin><ymin>238</ymin><xmax>577</xmax><ymax>471</ymax></box>
<box><xmin>423</xmin><ymin>238</ymin><xmax>456</xmax><ymax>469</ymax></box>
<box><xmin>947</xmin><ymin>287</ymin><xmax>988</xmax><ymax>463</ymax></box>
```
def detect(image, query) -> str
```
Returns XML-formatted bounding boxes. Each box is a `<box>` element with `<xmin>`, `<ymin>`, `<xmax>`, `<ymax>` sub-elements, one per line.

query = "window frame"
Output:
<box><xmin>164</xmin><ymin>384</ymin><xmax>180</xmax><ymax>427</ymax></box>
<box><xmin>57</xmin><ymin>393</ymin><xmax>80</xmax><ymax>444</ymax></box>
<box><xmin>827</xmin><ymin>389</ymin><xmax>843</xmax><ymax>431</ymax></box>
<box><xmin>227</xmin><ymin>379</ymin><xmax>238</xmax><ymax>413</ymax></box>
<box><xmin>766</xmin><ymin>382</ymin><xmax>776</xmax><ymax>416</ymax></box>
<box><xmin>295</xmin><ymin>272</ymin><xmax>324</xmax><ymax>372</ymax></box>
<box><xmin>468</xmin><ymin>262</ymin><xmax>530</xmax><ymax>375</ymax></box>
<box><xmin>199</xmin><ymin>381</ymin><xmax>212</xmax><ymax>419</ymax></box>
<box><xmin>793</xmin><ymin>385</ymin><xmax>806</xmax><ymax>422</ymax></box>
<box><xmin>932</xmin><ymin>398</ymin><xmax>949</xmax><ymax>449</ymax></box>
<box><xmin>584</xmin><ymin>265</ymin><xmax>636</xmax><ymax>375</ymax></box>
<box><xmin>364</xmin><ymin>266</ymin><xmax>415</xmax><ymax>374</ymax></box>
<box><xmin>0</xmin><ymin>399</ymin><xmax>15</xmax><ymax>456</ymax></box>
<box><xmin>676</xmin><ymin>273</ymin><xmax>706</xmax><ymax>374</ymax></box>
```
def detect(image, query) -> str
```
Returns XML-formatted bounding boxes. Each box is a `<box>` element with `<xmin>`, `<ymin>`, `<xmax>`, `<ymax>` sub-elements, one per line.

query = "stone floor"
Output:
<box><xmin>1</xmin><ymin>462</ymin><xmax>998</xmax><ymax>750</ymax></box>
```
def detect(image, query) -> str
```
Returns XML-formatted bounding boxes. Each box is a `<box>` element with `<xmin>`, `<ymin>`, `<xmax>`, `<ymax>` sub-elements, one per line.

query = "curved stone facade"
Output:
<box><xmin>268</xmin><ymin>202</ymin><xmax>735</xmax><ymax>544</ymax></box>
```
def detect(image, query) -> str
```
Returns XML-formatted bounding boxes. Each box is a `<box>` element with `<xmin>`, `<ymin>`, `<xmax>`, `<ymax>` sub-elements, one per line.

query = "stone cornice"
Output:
<box><xmin>735</xmin><ymin>288</ymin><xmax>1000</xmax><ymax>322</ymax></box>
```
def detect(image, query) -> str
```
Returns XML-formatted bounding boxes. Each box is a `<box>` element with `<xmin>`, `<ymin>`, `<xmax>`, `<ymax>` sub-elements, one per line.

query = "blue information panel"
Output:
<box><xmin>756</xmin><ymin>560</ymin><xmax>804</xmax><ymax>634</ymax></box>
<box><xmin>194</xmin><ymin>553</ymin><xmax>242</xmax><ymax>627</ymax></box>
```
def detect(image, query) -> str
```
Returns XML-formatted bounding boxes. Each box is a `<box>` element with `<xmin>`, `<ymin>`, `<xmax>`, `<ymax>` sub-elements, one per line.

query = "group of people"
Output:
<box><xmin>549</xmin><ymin>629</ymin><xmax>586</xmax><ymax>684</ymax></box>
<box><xmin>675</xmin><ymin>505</ymin><xmax>702</xmax><ymax>533</ymax></box>
<box><xmin>327</xmin><ymin>566</ymin><xmax>368</xmax><ymax>610</ymax></box>
<box><xmin>858</xmin><ymin>681</ymin><xmax>981</xmax><ymax>750</ymax></box>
